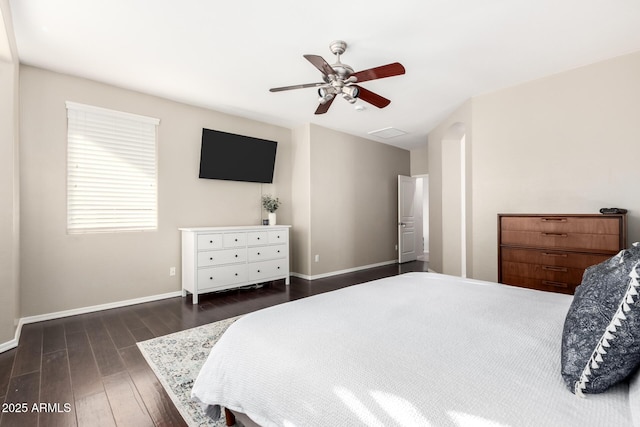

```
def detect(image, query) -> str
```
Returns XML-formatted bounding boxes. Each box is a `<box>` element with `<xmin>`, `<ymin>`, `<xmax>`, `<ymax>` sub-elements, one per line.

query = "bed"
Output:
<box><xmin>191</xmin><ymin>272</ymin><xmax>637</xmax><ymax>426</ymax></box>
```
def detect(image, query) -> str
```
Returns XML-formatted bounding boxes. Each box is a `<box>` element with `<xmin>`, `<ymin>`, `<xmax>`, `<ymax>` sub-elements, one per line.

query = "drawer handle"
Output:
<box><xmin>257</xmin><ymin>270</ymin><xmax>261</xmax><ymax>273</ymax></box>
<box><xmin>235</xmin><ymin>273</ymin><xmax>238</xmax><ymax>276</ymax></box>
<box><xmin>542</xmin><ymin>252</ymin><xmax>567</xmax><ymax>258</ymax></box>
<box><xmin>209</xmin><ymin>277</ymin><xmax>213</xmax><ymax>280</ymax></box>
<box><xmin>277</xmin><ymin>266</ymin><xmax>280</xmax><ymax>270</ymax></box>
<box><xmin>235</xmin><ymin>254</ymin><xmax>238</xmax><ymax>258</ymax></box>
<box><xmin>209</xmin><ymin>240</ymin><xmax>213</xmax><ymax>244</ymax></box>
<box><xmin>542</xmin><ymin>280</ymin><xmax>568</xmax><ymax>288</ymax></box>
<box><xmin>542</xmin><ymin>266</ymin><xmax>568</xmax><ymax>272</ymax></box>
<box><xmin>541</xmin><ymin>232</ymin><xmax>568</xmax><ymax>237</ymax></box>
<box><xmin>541</xmin><ymin>218</ymin><xmax>567</xmax><ymax>222</ymax></box>
<box><xmin>209</xmin><ymin>257</ymin><xmax>213</xmax><ymax>260</ymax></box>
<box><xmin>257</xmin><ymin>237</ymin><xmax>261</xmax><ymax>240</ymax></box>
<box><xmin>257</xmin><ymin>252</ymin><xmax>261</xmax><ymax>255</ymax></box>
<box><xmin>235</xmin><ymin>238</ymin><xmax>238</xmax><ymax>242</ymax></box>
<box><xmin>277</xmin><ymin>250</ymin><xmax>281</xmax><ymax>253</ymax></box>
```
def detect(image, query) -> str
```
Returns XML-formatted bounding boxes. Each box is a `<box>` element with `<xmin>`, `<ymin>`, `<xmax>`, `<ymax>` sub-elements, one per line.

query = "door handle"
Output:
<box><xmin>399</xmin><ymin>222</ymin><xmax>406</xmax><ymax>227</ymax></box>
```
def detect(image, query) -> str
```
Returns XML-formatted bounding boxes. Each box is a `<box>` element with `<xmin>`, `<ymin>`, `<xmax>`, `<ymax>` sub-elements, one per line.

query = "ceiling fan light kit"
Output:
<box><xmin>269</xmin><ymin>40</ymin><xmax>406</xmax><ymax>115</ymax></box>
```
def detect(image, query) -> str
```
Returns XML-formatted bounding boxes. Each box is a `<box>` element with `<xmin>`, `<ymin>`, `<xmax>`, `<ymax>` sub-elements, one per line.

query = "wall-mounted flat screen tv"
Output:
<box><xmin>199</xmin><ymin>128</ymin><xmax>278</xmax><ymax>184</ymax></box>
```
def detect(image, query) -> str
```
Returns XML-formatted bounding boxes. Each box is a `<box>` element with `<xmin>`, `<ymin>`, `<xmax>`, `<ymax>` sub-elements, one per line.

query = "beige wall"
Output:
<box><xmin>429</xmin><ymin>51</ymin><xmax>640</xmax><ymax>282</ymax></box>
<box><xmin>471</xmin><ymin>51</ymin><xmax>640</xmax><ymax>281</ymax></box>
<box><xmin>17</xmin><ymin>65</ymin><xmax>408</xmax><ymax>320</ymax></box>
<box><xmin>19</xmin><ymin>66</ymin><xmax>292</xmax><ymax>317</ymax></box>
<box><xmin>410</xmin><ymin>144</ymin><xmax>428</xmax><ymax>176</ymax></box>
<box><xmin>308</xmin><ymin>124</ymin><xmax>410</xmax><ymax>276</ymax></box>
<box><xmin>0</xmin><ymin>0</ymin><xmax>19</xmax><ymax>343</ymax></box>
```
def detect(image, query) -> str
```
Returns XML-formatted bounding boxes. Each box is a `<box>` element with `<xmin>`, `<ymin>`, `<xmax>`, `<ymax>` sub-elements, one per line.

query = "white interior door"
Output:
<box><xmin>398</xmin><ymin>175</ymin><xmax>417</xmax><ymax>263</ymax></box>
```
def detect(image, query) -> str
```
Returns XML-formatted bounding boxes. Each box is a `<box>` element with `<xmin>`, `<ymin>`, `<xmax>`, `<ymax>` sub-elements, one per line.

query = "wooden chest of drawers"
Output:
<box><xmin>498</xmin><ymin>214</ymin><xmax>626</xmax><ymax>294</ymax></box>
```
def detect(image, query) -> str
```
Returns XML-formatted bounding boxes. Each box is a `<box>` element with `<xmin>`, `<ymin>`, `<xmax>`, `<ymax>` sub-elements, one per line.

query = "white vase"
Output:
<box><xmin>268</xmin><ymin>212</ymin><xmax>277</xmax><ymax>225</ymax></box>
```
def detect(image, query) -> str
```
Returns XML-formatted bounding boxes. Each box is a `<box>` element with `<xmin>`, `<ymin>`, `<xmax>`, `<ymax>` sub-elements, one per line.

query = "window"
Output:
<box><xmin>66</xmin><ymin>102</ymin><xmax>159</xmax><ymax>233</ymax></box>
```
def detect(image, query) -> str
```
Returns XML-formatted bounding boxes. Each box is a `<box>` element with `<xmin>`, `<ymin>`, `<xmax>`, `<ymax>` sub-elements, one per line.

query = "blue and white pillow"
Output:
<box><xmin>561</xmin><ymin>244</ymin><xmax>640</xmax><ymax>396</ymax></box>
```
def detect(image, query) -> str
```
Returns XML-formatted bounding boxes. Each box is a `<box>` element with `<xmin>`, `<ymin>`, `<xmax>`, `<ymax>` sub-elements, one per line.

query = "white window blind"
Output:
<box><xmin>66</xmin><ymin>102</ymin><xmax>159</xmax><ymax>233</ymax></box>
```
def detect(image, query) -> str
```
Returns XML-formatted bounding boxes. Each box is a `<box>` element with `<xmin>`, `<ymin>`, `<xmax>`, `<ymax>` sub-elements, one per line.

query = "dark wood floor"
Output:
<box><xmin>0</xmin><ymin>261</ymin><xmax>428</xmax><ymax>427</ymax></box>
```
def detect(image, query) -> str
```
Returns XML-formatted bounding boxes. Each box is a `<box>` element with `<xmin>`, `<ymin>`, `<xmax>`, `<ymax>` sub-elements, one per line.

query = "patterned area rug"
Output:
<box><xmin>137</xmin><ymin>316</ymin><xmax>242</xmax><ymax>427</ymax></box>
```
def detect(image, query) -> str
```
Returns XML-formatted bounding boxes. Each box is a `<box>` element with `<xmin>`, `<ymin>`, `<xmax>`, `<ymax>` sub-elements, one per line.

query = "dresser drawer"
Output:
<box><xmin>501</xmin><ymin>275</ymin><xmax>576</xmax><ymax>295</ymax></box>
<box><xmin>197</xmin><ymin>234</ymin><xmax>223</xmax><ymax>250</ymax></box>
<box><xmin>268</xmin><ymin>229</ymin><xmax>288</xmax><ymax>244</ymax></box>
<box><xmin>198</xmin><ymin>248</ymin><xmax>247</xmax><ymax>267</ymax></box>
<box><xmin>247</xmin><ymin>245</ymin><xmax>286</xmax><ymax>262</ymax></box>
<box><xmin>500</xmin><ymin>216</ymin><xmax>621</xmax><ymax>234</ymax></box>
<box><xmin>197</xmin><ymin>265</ymin><xmax>247</xmax><ymax>290</ymax></box>
<box><xmin>501</xmin><ymin>260</ymin><xmax>585</xmax><ymax>284</ymax></box>
<box><xmin>248</xmin><ymin>259</ymin><xmax>288</xmax><ymax>282</ymax></box>
<box><xmin>500</xmin><ymin>247</ymin><xmax>610</xmax><ymax>269</ymax></box>
<box><xmin>223</xmin><ymin>232</ymin><xmax>246</xmax><ymax>248</ymax></box>
<box><xmin>500</xmin><ymin>230</ymin><xmax>620</xmax><ymax>252</ymax></box>
<box><xmin>247</xmin><ymin>231</ymin><xmax>269</xmax><ymax>246</ymax></box>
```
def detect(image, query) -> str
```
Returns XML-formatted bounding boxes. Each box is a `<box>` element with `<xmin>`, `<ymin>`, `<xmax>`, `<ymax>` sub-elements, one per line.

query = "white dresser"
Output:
<box><xmin>179</xmin><ymin>225</ymin><xmax>291</xmax><ymax>304</ymax></box>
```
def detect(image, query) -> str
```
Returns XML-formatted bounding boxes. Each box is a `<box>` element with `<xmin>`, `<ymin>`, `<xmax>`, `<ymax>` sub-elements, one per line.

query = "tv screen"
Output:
<box><xmin>199</xmin><ymin>129</ymin><xmax>278</xmax><ymax>183</ymax></box>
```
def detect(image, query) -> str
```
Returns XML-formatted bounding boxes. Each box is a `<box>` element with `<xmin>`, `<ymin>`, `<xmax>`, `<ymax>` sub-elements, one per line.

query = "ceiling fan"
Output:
<box><xmin>269</xmin><ymin>40</ymin><xmax>406</xmax><ymax>115</ymax></box>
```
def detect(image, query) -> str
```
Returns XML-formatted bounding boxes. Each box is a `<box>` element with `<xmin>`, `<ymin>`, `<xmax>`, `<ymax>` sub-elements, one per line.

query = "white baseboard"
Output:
<box><xmin>0</xmin><ymin>290</ymin><xmax>183</xmax><ymax>353</ymax></box>
<box><xmin>0</xmin><ymin>337</ymin><xmax>18</xmax><ymax>354</ymax></box>
<box><xmin>290</xmin><ymin>259</ymin><xmax>398</xmax><ymax>281</ymax></box>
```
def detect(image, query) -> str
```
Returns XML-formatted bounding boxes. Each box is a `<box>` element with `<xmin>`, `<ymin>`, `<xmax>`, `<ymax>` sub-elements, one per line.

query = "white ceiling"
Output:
<box><xmin>8</xmin><ymin>1</ymin><xmax>640</xmax><ymax>150</ymax></box>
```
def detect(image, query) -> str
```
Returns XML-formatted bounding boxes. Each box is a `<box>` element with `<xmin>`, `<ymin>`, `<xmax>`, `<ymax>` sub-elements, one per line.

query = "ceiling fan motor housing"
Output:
<box><xmin>329</xmin><ymin>40</ymin><xmax>347</xmax><ymax>56</ymax></box>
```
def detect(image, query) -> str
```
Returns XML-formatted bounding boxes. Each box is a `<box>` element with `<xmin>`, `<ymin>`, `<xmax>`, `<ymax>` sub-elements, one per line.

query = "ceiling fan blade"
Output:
<box><xmin>269</xmin><ymin>82</ymin><xmax>326</xmax><ymax>92</ymax></box>
<box><xmin>354</xmin><ymin>85</ymin><xmax>391</xmax><ymax>108</ymax></box>
<box><xmin>351</xmin><ymin>62</ymin><xmax>405</xmax><ymax>83</ymax></box>
<box><xmin>304</xmin><ymin>54</ymin><xmax>335</xmax><ymax>76</ymax></box>
<box><xmin>314</xmin><ymin>97</ymin><xmax>335</xmax><ymax>115</ymax></box>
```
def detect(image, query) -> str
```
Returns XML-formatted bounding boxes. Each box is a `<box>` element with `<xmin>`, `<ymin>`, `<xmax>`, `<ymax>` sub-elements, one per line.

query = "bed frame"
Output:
<box><xmin>225</xmin><ymin>407</ymin><xmax>261</xmax><ymax>427</ymax></box>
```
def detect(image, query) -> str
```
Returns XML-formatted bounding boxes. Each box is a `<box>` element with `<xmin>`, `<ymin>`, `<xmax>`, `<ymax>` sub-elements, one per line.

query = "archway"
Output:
<box><xmin>441</xmin><ymin>123</ymin><xmax>467</xmax><ymax>277</ymax></box>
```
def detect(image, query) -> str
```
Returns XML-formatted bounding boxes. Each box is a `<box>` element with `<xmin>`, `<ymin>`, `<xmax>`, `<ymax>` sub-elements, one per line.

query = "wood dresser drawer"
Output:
<box><xmin>501</xmin><ymin>275</ymin><xmax>576</xmax><ymax>294</ymax></box>
<box><xmin>501</xmin><ymin>260</ymin><xmax>586</xmax><ymax>294</ymax></box>
<box><xmin>501</xmin><ymin>247</ymin><xmax>610</xmax><ymax>269</ymax></box>
<box><xmin>500</xmin><ymin>230</ymin><xmax>621</xmax><ymax>252</ymax></box>
<box><xmin>500</xmin><ymin>216</ymin><xmax>622</xmax><ymax>235</ymax></box>
<box><xmin>498</xmin><ymin>214</ymin><xmax>626</xmax><ymax>294</ymax></box>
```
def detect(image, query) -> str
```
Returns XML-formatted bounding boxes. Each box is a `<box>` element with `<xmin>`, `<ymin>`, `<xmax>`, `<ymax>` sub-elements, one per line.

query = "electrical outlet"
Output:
<box><xmin>169</xmin><ymin>267</ymin><xmax>176</xmax><ymax>276</ymax></box>
<box><xmin>314</xmin><ymin>254</ymin><xmax>320</xmax><ymax>262</ymax></box>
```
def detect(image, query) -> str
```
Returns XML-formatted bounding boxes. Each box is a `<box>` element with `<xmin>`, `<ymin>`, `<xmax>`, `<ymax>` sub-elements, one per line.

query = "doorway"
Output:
<box><xmin>397</xmin><ymin>175</ymin><xmax>429</xmax><ymax>264</ymax></box>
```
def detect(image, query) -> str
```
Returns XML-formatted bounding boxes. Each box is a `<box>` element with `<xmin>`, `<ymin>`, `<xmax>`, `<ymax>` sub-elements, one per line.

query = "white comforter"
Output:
<box><xmin>191</xmin><ymin>272</ymin><xmax>633</xmax><ymax>427</ymax></box>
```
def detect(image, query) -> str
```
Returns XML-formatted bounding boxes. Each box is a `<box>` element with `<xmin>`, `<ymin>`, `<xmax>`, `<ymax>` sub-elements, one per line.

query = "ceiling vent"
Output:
<box><xmin>367</xmin><ymin>127</ymin><xmax>407</xmax><ymax>139</ymax></box>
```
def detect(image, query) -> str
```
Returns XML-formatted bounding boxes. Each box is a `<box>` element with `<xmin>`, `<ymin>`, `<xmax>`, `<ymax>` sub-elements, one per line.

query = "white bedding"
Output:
<box><xmin>631</xmin><ymin>370</ymin><xmax>640</xmax><ymax>427</ymax></box>
<box><xmin>191</xmin><ymin>272</ymin><xmax>633</xmax><ymax>427</ymax></box>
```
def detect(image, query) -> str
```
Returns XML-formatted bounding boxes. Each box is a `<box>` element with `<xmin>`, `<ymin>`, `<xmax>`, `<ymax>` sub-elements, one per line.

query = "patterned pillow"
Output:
<box><xmin>561</xmin><ymin>244</ymin><xmax>640</xmax><ymax>396</ymax></box>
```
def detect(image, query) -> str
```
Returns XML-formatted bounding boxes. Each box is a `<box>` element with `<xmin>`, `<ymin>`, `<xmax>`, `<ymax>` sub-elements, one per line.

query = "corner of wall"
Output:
<box><xmin>290</xmin><ymin>124</ymin><xmax>311</xmax><ymax>276</ymax></box>
<box><xmin>0</xmin><ymin>0</ymin><xmax>21</xmax><ymax>346</ymax></box>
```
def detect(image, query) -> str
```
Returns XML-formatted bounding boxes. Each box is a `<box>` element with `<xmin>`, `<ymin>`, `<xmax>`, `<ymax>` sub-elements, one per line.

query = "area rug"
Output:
<box><xmin>137</xmin><ymin>316</ymin><xmax>242</xmax><ymax>427</ymax></box>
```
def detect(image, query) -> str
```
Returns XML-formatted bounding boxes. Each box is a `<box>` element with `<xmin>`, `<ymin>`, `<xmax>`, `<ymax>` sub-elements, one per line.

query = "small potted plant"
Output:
<box><xmin>262</xmin><ymin>194</ymin><xmax>280</xmax><ymax>225</ymax></box>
